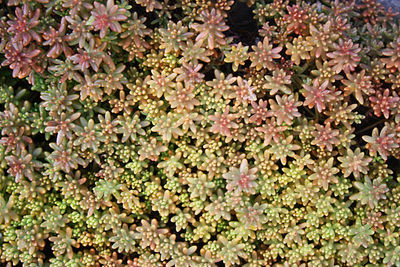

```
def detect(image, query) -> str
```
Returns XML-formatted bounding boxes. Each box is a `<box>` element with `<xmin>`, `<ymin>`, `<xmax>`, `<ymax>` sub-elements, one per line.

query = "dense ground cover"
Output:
<box><xmin>0</xmin><ymin>0</ymin><xmax>400</xmax><ymax>266</ymax></box>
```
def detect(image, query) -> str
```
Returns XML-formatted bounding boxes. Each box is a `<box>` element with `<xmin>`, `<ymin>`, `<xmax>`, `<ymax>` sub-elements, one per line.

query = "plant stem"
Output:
<box><xmin>356</xmin><ymin>118</ymin><xmax>387</xmax><ymax>134</ymax></box>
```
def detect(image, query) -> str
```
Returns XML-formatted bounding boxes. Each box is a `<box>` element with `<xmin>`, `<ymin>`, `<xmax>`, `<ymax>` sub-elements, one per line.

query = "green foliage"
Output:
<box><xmin>0</xmin><ymin>0</ymin><xmax>400</xmax><ymax>265</ymax></box>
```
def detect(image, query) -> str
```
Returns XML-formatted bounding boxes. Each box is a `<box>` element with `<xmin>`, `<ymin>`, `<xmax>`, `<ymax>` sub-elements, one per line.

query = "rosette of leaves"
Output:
<box><xmin>42</xmin><ymin>17</ymin><xmax>72</xmax><ymax>59</ymax></box>
<box><xmin>190</xmin><ymin>8</ymin><xmax>229</xmax><ymax>50</ymax></box>
<box><xmin>138</xmin><ymin>136</ymin><xmax>168</xmax><ymax>161</ymax></box>
<box><xmin>209</xmin><ymin>106</ymin><xmax>239</xmax><ymax>137</ymax></box>
<box><xmin>164</xmin><ymin>82</ymin><xmax>200</xmax><ymax>113</ymax></box>
<box><xmin>73</xmin><ymin>71</ymin><xmax>104</xmax><ymax>102</ymax></box>
<box><xmin>268</xmin><ymin>135</ymin><xmax>301</xmax><ymax>165</ymax></box>
<box><xmin>205</xmin><ymin>189</ymin><xmax>232</xmax><ymax>221</ymax></box>
<box><xmin>362</xmin><ymin>126</ymin><xmax>399</xmax><ymax>161</ymax></box>
<box><xmin>349</xmin><ymin>219</ymin><xmax>374</xmax><ymax>248</ymax></box>
<box><xmin>382</xmin><ymin>37</ymin><xmax>400</xmax><ymax>71</ymax></box>
<box><xmin>1</xmin><ymin>41</ymin><xmax>42</xmax><ymax>80</ymax></box>
<box><xmin>171</xmin><ymin>208</ymin><xmax>195</xmax><ymax>232</ymax></box>
<box><xmin>151</xmin><ymin>113</ymin><xmax>183</xmax><ymax>142</ymax></box>
<box><xmin>88</xmin><ymin>0</ymin><xmax>128</xmax><ymax>38</ymax></box>
<box><xmin>216</xmin><ymin>236</ymin><xmax>247</xmax><ymax>267</ymax></box>
<box><xmin>69</xmin><ymin>38</ymin><xmax>114</xmax><ymax>72</ymax></box>
<box><xmin>40</xmin><ymin>83</ymin><xmax>79</xmax><ymax>117</ymax></box>
<box><xmin>224</xmin><ymin>42</ymin><xmax>249</xmax><ymax>72</ymax></box>
<box><xmin>5</xmin><ymin>148</ymin><xmax>42</xmax><ymax>182</ymax></box>
<box><xmin>166</xmin><ymin>243</ymin><xmax>197</xmax><ymax>267</ymax></box>
<box><xmin>342</xmin><ymin>70</ymin><xmax>374</xmax><ymax>105</ymax></box>
<box><xmin>302</xmin><ymin>78</ymin><xmax>334</xmax><ymax>113</ymax></box>
<box><xmin>73</xmin><ymin>117</ymin><xmax>106</xmax><ymax>154</ymax></box>
<box><xmin>45</xmin><ymin>112</ymin><xmax>80</xmax><ymax>145</ymax></box>
<box><xmin>134</xmin><ymin>219</ymin><xmax>169</xmax><ymax>250</ymax></box>
<box><xmin>47</xmin><ymin>141</ymin><xmax>86</xmax><ymax>173</ymax></box>
<box><xmin>223</xmin><ymin>159</ymin><xmax>258</xmax><ymax>195</ymax></box>
<box><xmin>159</xmin><ymin>20</ymin><xmax>194</xmax><ymax>54</ymax></box>
<box><xmin>264</xmin><ymin>69</ymin><xmax>292</xmax><ymax>95</ymax></box>
<box><xmin>338</xmin><ymin>148</ymin><xmax>371</xmax><ymax>178</ymax></box>
<box><xmin>48</xmin><ymin>227</ymin><xmax>77</xmax><ymax>260</ymax></box>
<box><xmin>40</xmin><ymin>206</ymin><xmax>69</xmax><ymax>233</ymax></box>
<box><xmin>109</xmin><ymin>223</ymin><xmax>137</xmax><ymax>253</ymax></box>
<box><xmin>116</xmin><ymin>111</ymin><xmax>150</xmax><ymax>143</ymax></box>
<box><xmin>180</xmin><ymin>39</ymin><xmax>212</xmax><ymax>65</ymax></box>
<box><xmin>157</xmin><ymin>152</ymin><xmax>184</xmax><ymax>177</ymax></box>
<box><xmin>236</xmin><ymin>202</ymin><xmax>268</xmax><ymax>231</ymax></box>
<box><xmin>350</xmin><ymin>176</ymin><xmax>388</xmax><ymax>209</ymax></box>
<box><xmin>192</xmin><ymin>216</ymin><xmax>216</xmax><ymax>242</ymax></box>
<box><xmin>6</xmin><ymin>4</ymin><xmax>41</xmax><ymax>46</ymax></box>
<box><xmin>187</xmin><ymin>171</ymin><xmax>215</xmax><ymax>201</ymax></box>
<box><xmin>327</xmin><ymin>38</ymin><xmax>361</xmax><ymax>74</ymax></box>
<box><xmin>0</xmin><ymin>194</ymin><xmax>18</xmax><ymax>225</ymax></box>
<box><xmin>249</xmin><ymin>36</ymin><xmax>282</xmax><ymax>71</ymax></box>
<box><xmin>120</xmin><ymin>11</ymin><xmax>152</xmax><ymax>49</ymax></box>
<box><xmin>93</xmin><ymin>179</ymin><xmax>124</xmax><ymax>202</ymax></box>
<box><xmin>151</xmin><ymin>190</ymin><xmax>178</xmax><ymax>217</ymax></box>
<box><xmin>309</xmin><ymin>157</ymin><xmax>339</xmax><ymax>191</ymax></box>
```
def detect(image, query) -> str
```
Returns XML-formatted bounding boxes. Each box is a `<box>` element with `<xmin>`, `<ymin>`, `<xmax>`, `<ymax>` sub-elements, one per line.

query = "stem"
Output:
<box><xmin>355</xmin><ymin>118</ymin><xmax>387</xmax><ymax>135</ymax></box>
<box><xmin>315</xmin><ymin>108</ymin><xmax>319</xmax><ymax>122</ymax></box>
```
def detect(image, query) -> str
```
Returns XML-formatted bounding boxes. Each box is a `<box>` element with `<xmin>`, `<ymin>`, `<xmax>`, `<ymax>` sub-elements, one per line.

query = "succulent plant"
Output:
<box><xmin>0</xmin><ymin>0</ymin><xmax>399</xmax><ymax>265</ymax></box>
